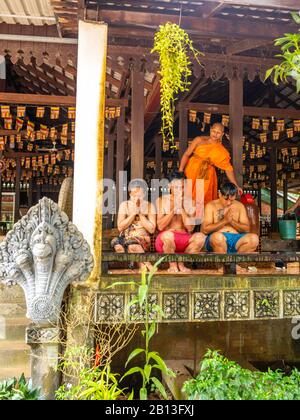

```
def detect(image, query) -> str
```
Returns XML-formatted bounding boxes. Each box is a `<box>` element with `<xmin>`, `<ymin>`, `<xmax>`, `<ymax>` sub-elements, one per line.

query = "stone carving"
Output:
<box><xmin>26</xmin><ymin>326</ymin><xmax>60</xmax><ymax>344</ymax></box>
<box><xmin>254</xmin><ymin>291</ymin><xmax>280</xmax><ymax>318</ymax></box>
<box><xmin>225</xmin><ymin>292</ymin><xmax>250</xmax><ymax>319</ymax></box>
<box><xmin>95</xmin><ymin>293</ymin><xmax>125</xmax><ymax>322</ymax></box>
<box><xmin>194</xmin><ymin>292</ymin><xmax>220</xmax><ymax>320</ymax></box>
<box><xmin>283</xmin><ymin>291</ymin><xmax>300</xmax><ymax>317</ymax></box>
<box><xmin>163</xmin><ymin>293</ymin><xmax>189</xmax><ymax>321</ymax></box>
<box><xmin>0</xmin><ymin>197</ymin><xmax>93</xmax><ymax>324</ymax></box>
<box><xmin>130</xmin><ymin>293</ymin><xmax>159</xmax><ymax>322</ymax></box>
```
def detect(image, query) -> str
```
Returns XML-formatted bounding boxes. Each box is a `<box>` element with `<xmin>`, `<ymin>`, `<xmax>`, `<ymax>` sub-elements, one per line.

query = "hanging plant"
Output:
<box><xmin>265</xmin><ymin>12</ymin><xmax>300</xmax><ymax>92</ymax></box>
<box><xmin>151</xmin><ymin>23</ymin><xmax>203</xmax><ymax>147</ymax></box>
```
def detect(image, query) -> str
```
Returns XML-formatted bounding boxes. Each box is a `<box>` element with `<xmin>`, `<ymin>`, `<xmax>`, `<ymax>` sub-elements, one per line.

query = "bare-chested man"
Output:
<box><xmin>111</xmin><ymin>181</ymin><xmax>156</xmax><ymax>271</ymax></box>
<box><xmin>201</xmin><ymin>182</ymin><xmax>259</xmax><ymax>254</ymax></box>
<box><xmin>155</xmin><ymin>172</ymin><xmax>206</xmax><ymax>273</ymax></box>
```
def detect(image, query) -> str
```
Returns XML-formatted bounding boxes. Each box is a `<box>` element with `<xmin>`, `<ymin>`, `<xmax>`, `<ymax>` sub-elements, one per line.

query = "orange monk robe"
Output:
<box><xmin>185</xmin><ymin>143</ymin><xmax>233</xmax><ymax>205</ymax></box>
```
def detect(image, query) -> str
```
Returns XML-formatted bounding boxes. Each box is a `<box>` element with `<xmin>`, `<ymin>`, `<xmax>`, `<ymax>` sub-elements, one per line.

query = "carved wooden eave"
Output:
<box><xmin>0</xmin><ymin>40</ymin><xmax>78</xmax><ymax>68</ymax></box>
<box><xmin>107</xmin><ymin>45</ymin><xmax>280</xmax><ymax>82</ymax></box>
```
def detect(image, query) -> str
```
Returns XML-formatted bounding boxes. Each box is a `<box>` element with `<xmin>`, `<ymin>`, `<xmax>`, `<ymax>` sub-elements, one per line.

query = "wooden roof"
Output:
<box><xmin>51</xmin><ymin>0</ymin><xmax>300</xmax><ymax>40</ymax></box>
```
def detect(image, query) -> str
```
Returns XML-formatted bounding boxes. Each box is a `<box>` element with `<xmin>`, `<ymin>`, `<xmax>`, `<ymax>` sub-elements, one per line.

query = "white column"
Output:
<box><xmin>0</xmin><ymin>55</ymin><xmax>5</xmax><ymax>91</ymax></box>
<box><xmin>73</xmin><ymin>20</ymin><xmax>107</xmax><ymax>279</ymax></box>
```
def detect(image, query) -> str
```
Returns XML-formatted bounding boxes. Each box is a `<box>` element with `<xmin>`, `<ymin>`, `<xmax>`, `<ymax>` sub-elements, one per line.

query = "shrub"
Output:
<box><xmin>0</xmin><ymin>374</ymin><xmax>40</xmax><ymax>400</ymax></box>
<box><xmin>183</xmin><ymin>350</ymin><xmax>300</xmax><ymax>400</ymax></box>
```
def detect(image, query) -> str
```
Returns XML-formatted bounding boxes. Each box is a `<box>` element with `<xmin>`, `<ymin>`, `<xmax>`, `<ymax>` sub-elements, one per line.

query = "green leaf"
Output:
<box><xmin>147</xmin><ymin>352</ymin><xmax>168</xmax><ymax>374</ymax></box>
<box><xmin>151</xmin><ymin>377</ymin><xmax>168</xmax><ymax>400</ymax></box>
<box><xmin>148</xmin><ymin>321</ymin><xmax>156</xmax><ymax>342</ymax></box>
<box><xmin>297</xmin><ymin>78</ymin><xmax>300</xmax><ymax>93</ymax></box>
<box><xmin>121</xmin><ymin>366</ymin><xmax>144</xmax><ymax>382</ymax></box>
<box><xmin>140</xmin><ymin>387</ymin><xmax>148</xmax><ymax>400</ymax></box>
<box><xmin>106</xmin><ymin>281</ymin><xmax>137</xmax><ymax>289</ymax></box>
<box><xmin>125</xmin><ymin>348</ymin><xmax>145</xmax><ymax>367</ymax></box>
<box><xmin>138</xmin><ymin>285</ymin><xmax>148</xmax><ymax>306</ymax></box>
<box><xmin>125</xmin><ymin>297</ymin><xmax>139</xmax><ymax>313</ymax></box>
<box><xmin>152</xmin><ymin>304</ymin><xmax>166</xmax><ymax>318</ymax></box>
<box><xmin>141</xmin><ymin>267</ymin><xmax>147</xmax><ymax>286</ymax></box>
<box><xmin>291</xmin><ymin>12</ymin><xmax>300</xmax><ymax>24</ymax></box>
<box><xmin>127</xmin><ymin>389</ymin><xmax>134</xmax><ymax>400</ymax></box>
<box><xmin>264</xmin><ymin>67</ymin><xmax>274</xmax><ymax>81</ymax></box>
<box><xmin>144</xmin><ymin>364</ymin><xmax>152</xmax><ymax>382</ymax></box>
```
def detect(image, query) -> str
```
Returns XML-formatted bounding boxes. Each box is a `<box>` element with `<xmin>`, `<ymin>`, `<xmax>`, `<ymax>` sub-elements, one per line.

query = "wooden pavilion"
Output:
<box><xmin>1</xmin><ymin>0</ymin><xmax>300</xmax><ymax>385</ymax></box>
<box><xmin>0</xmin><ymin>1</ymin><xmax>299</xmax><ymax>231</ymax></box>
<box><xmin>0</xmin><ymin>1</ymin><xmax>299</xmax><ymax>250</ymax></box>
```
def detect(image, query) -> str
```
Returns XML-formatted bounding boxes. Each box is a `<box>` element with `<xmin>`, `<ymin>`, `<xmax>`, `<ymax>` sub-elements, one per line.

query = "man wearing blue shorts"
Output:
<box><xmin>201</xmin><ymin>183</ymin><xmax>259</xmax><ymax>254</ymax></box>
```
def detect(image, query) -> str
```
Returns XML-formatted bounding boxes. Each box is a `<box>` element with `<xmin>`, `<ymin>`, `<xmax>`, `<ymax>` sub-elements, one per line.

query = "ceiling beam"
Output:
<box><xmin>201</xmin><ymin>2</ymin><xmax>227</xmax><ymax>18</ymax></box>
<box><xmin>95</xmin><ymin>9</ymin><xmax>298</xmax><ymax>40</ymax></box>
<box><xmin>197</xmin><ymin>0</ymin><xmax>300</xmax><ymax>10</ymax></box>
<box><xmin>179</xmin><ymin>101</ymin><xmax>300</xmax><ymax>119</ymax></box>
<box><xmin>0</xmin><ymin>33</ymin><xmax>78</xmax><ymax>44</ymax></box>
<box><xmin>227</xmin><ymin>39</ymin><xmax>272</xmax><ymax>55</ymax></box>
<box><xmin>0</xmin><ymin>93</ymin><xmax>128</xmax><ymax>107</ymax></box>
<box><xmin>107</xmin><ymin>45</ymin><xmax>280</xmax><ymax>67</ymax></box>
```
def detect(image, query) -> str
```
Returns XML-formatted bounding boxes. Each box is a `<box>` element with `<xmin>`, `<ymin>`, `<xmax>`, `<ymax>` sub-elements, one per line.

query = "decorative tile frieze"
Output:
<box><xmin>93</xmin><ymin>287</ymin><xmax>300</xmax><ymax>324</ymax></box>
<box><xmin>129</xmin><ymin>293</ymin><xmax>159</xmax><ymax>321</ymax></box>
<box><xmin>26</xmin><ymin>326</ymin><xmax>60</xmax><ymax>344</ymax></box>
<box><xmin>95</xmin><ymin>293</ymin><xmax>125</xmax><ymax>322</ymax></box>
<box><xmin>194</xmin><ymin>292</ymin><xmax>220</xmax><ymax>320</ymax></box>
<box><xmin>163</xmin><ymin>293</ymin><xmax>189</xmax><ymax>321</ymax></box>
<box><xmin>225</xmin><ymin>291</ymin><xmax>250</xmax><ymax>319</ymax></box>
<box><xmin>254</xmin><ymin>291</ymin><xmax>280</xmax><ymax>319</ymax></box>
<box><xmin>283</xmin><ymin>291</ymin><xmax>300</xmax><ymax>317</ymax></box>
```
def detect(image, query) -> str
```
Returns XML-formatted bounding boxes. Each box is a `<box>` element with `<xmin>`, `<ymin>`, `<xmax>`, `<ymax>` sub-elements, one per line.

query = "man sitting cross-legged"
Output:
<box><xmin>111</xmin><ymin>180</ymin><xmax>156</xmax><ymax>272</ymax></box>
<box><xmin>155</xmin><ymin>172</ymin><xmax>206</xmax><ymax>273</ymax></box>
<box><xmin>201</xmin><ymin>182</ymin><xmax>259</xmax><ymax>254</ymax></box>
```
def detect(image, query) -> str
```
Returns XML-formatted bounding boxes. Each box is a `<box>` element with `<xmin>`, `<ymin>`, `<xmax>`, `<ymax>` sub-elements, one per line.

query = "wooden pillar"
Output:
<box><xmin>14</xmin><ymin>158</ymin><xmax>21</xmax><ymax>222</ymax></box>
<box><xmin>283</xmin><ymin>180</ymin><xmax>288</xmax><ymax>214</ymax></box>
<box><xmin>257</xmin><ymin>183</ymin><xmax>262</xmax><ymax>214</ymax></box>
<box><xmin>155</xmin><ymin>136</ymin><xmax>162</xmax><ymax>179</ymax></box>
<box><xmin>131</xmin><ymin>66</ymin><xmax>144</xmax><ymax>180</ymax></box>
<box><xmin>73</xmin><ymin>21</ymin><xmax>107</xmax><ymax>281</ymax></box>
<box><xmin>179</xmin><ymin>104</ymin><xmax>188</xmax><ymax>161</ymax></box>
<box><xmin>270</xmin><ymin>146</ymin><xmax>278</xmax><ymax>232</ymax></box>
<box><xmin>107</xmin><ymin>133</ymin><xmax>115</xmax><ymax>228</ymax></box>
<box><xmin>229</xmin><ymin>77</ymin><xmax>244</xmax><ymax>188</ymax></box>
<box><xmin>116</xmin><ymin>106</ymin><xmax>125</xmax><ymax>217</ymax></box>
<box><xmin>36</xmin><ymin>182</ymin><xmax>41</xmax><ymax>202</ymax></box>
<box><xmin>107</xmin><ymin>134</ymin><xmax>115</xmax><ymax>181</ymax></box>
<box><xmin>28</xmin><ymin>178</ymin><xmax>33</xmax><ymax>208</ymax></box>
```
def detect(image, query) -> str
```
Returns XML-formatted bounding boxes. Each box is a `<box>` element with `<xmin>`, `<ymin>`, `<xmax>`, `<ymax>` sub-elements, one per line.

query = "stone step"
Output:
<box><xmin>0</xmin><ymin>341</ymin><xmax>30</xmax><ymax>366</ymax></box>
<box><xmin>0</xmin><ymin>285</ymin><xmax>25</xmax><ymax>304</ymax></box>
<box><xmin>0</xmin><ymin>366</ymin><xmax>30</xmax><ymax>381</ymax></box>
<box><xmin>1</xmin><ymin>317</ymin><xmax>30</xmax><ymax>341</ymax></box>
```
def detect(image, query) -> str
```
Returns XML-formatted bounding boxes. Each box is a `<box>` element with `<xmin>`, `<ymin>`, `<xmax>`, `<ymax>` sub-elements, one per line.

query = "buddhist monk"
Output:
<box><xmin>179</xmin><ymin>123</ymin><xmax>243</xmax><ymax>208</ymax></box>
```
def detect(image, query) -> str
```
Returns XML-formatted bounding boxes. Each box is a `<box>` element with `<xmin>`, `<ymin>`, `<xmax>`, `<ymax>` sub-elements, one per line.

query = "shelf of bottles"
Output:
<box><xmin>1</xmin><ymin>181</ymin><xmax>30</xmax><ymax>193</ymax></box>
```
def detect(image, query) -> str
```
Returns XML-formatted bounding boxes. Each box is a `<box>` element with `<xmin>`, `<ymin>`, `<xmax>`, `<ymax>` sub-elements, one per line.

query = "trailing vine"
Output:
<box><xmin>151</xmin><ymin>23</ymin><xmax>203</xmax><ymax>147</ymax></box>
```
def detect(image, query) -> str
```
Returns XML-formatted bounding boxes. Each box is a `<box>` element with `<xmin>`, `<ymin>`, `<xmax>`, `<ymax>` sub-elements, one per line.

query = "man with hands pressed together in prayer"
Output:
<box><xmin>201</xmin><ymin>183</ymin><xmax>259</xmax><ymax>254</ymax></box>
<box><xmin>111</xmin><ymin>181</ymin><xmax>156</xmax><ymax>272</ymax></box>
<box><xmin>155</xmin><ymin>172</ymin><xmax>206</xmax><ymax>273</ymax></box>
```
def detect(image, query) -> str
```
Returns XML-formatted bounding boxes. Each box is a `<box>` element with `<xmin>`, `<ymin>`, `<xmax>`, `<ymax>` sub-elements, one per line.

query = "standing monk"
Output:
<box><xmin>179</xmin><ymin>123</ymin><xmax>242</xmax><ymax>207</ymax></box>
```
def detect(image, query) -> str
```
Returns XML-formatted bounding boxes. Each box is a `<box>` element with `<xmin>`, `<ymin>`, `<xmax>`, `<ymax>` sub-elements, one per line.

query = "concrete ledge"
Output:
<box><xmin>102</xmin><ymin>252</ymin><xmax>300</xmax><ymax>264</ymax></box>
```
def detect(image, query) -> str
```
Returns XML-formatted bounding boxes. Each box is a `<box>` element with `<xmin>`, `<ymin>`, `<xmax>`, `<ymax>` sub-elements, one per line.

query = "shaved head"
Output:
<box><xmin>211</xmin><ymin>123</ymin><xmax>225</xmax><ymax>132</ymax></box>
